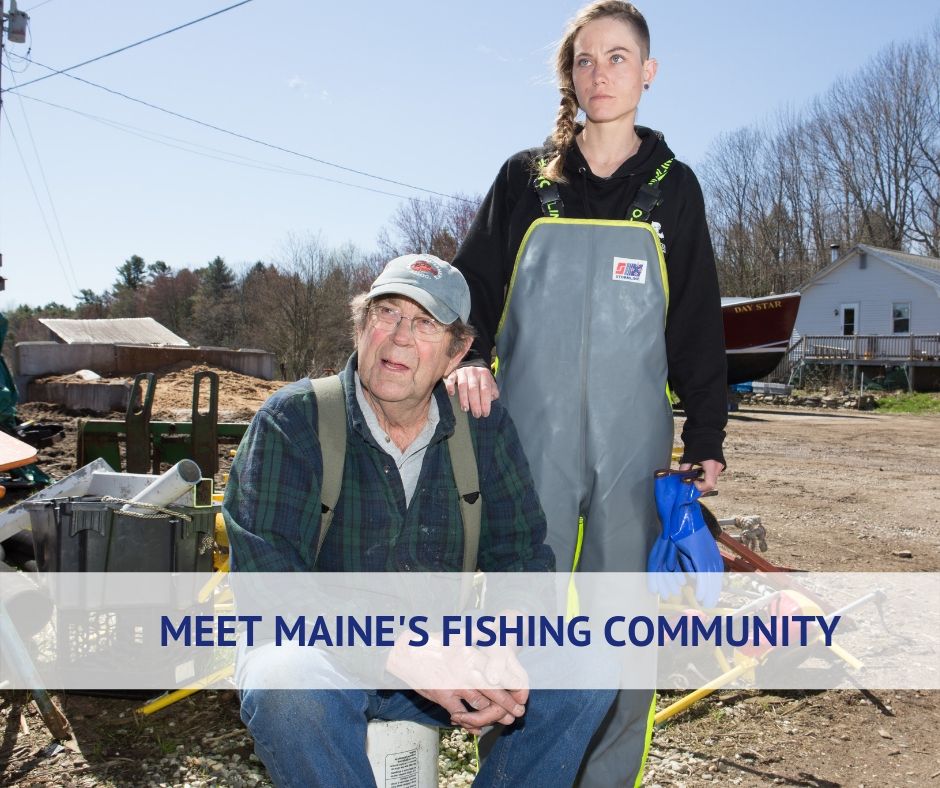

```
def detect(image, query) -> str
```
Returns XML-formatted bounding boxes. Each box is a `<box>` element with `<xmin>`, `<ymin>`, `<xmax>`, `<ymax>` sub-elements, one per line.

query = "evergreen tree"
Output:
<box><xmin>200</xmin><ymin>256</ymin><xmax>236</xmax><ymax>297</ymax></box>
<box><xmin>148</xmin><ymin>260</ymin><xmax>171</xmax><ymax>280</ymax></box>
<box><xmin>111</xmin><ymin>255</ymin><xmax>147</xmax><ymax>317</ymax></box>
<box><xmin>192</xmin><ymin>256</ymin><xmax>238</xmax><ymax>346</ymax></box>
<box><xmin>116</xmin><ymin>255</ymin><xmax>147</xmax><ymax>291</ymax></box>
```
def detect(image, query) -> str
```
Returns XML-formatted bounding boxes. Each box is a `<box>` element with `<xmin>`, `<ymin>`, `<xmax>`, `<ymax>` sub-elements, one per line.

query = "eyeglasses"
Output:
<box><xmin>368</xmin><ymin>304</ymin><xmax>446</xmax><ymax>340</ymax></box>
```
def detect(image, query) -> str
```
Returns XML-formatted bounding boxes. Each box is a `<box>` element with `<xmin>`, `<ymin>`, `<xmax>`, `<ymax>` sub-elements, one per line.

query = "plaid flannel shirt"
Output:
<box><xmin>223</xmin><ymin>353</ymin><xmax>554</xmax><ymax>575</ymax></box>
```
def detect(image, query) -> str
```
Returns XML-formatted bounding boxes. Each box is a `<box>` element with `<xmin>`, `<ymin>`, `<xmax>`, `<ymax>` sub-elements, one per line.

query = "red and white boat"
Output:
<box><xmin>720</xmin><ymin>293</ymin><xmax>801</xmax><ymax>385</ymax></box>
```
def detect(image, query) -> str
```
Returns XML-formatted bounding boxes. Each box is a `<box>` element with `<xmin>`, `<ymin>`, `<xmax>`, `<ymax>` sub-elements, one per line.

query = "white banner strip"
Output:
<box><xmin>1</xmin><ymin>572</ymin><xmax>937</xmax><ymax>691</ymax></box>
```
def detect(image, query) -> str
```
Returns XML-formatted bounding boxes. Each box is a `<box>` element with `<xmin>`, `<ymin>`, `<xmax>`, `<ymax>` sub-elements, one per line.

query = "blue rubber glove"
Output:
<box><xmin>654</xmin><ymin>470</ymin><xmax>688</xmax><ymax>530</ymax></box>
<box><xmin>646</xmin><ymin>536</ymin><xmax>683</xmax><ymax>598</ymax></box>
<box><xmin>647</xmin><ymin>471</ymin><xmax>689</xmax><ymax>598</ymax></box>
<box><xmin>670</xmin><ymin>479</ymin><xmax>723</xmax><ymax>607</ymax></box>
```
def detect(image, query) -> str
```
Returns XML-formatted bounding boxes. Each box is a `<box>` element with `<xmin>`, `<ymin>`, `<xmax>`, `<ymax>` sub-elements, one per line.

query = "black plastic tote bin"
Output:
<box><xmin>26</xmin><ymin>496</ymin><xmax>217</xmax><ymax>574</ymax></box>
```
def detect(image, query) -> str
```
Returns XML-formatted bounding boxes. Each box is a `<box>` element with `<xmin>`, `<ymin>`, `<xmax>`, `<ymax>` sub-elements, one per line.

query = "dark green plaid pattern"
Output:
<box><xmin>224</xmin><ymin>354</ymin><xmax>554</xmax><ymax>574</ymax></box>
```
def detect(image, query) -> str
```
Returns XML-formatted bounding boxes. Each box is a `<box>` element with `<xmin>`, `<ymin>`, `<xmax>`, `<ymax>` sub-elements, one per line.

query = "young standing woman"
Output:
<box><xmin>448</xmin><ymin>2</ymin><xmax>727</xmax><ymax>784</ymax></box>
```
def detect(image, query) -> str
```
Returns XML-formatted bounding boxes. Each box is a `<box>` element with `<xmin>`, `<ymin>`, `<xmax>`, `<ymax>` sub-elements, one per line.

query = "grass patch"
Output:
<box><xmin>875</xmin><ymin>392</ymin><xmax>940</xmax><ymax>413</ymax></box>
<box><xmin>156</xmin><ymin>735</ymin><xmax>180</xmax><ymax>755</ymax></box>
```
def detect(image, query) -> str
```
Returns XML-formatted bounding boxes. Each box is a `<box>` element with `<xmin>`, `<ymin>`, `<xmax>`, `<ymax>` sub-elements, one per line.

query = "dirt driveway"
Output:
<box><xmin>713</xmin><ymin>408</ymin><xmax>940</xmax><ymax>572</ymax></box>
<box><xmin>2</xmin><ymin>400</ymin><xmax>939</xmax><ymax>786</ymax></box>
<box><xmin>642</xmin><ymin>407</ymin><xmax>940</xmax><ymax>787</ymax></box>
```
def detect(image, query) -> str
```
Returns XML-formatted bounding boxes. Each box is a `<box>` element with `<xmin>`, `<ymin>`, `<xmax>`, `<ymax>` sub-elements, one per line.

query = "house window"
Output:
<box><xmin>892</xmin><ymin>303</ymin><xmax>910</xmax><ymax>334</ymax></box>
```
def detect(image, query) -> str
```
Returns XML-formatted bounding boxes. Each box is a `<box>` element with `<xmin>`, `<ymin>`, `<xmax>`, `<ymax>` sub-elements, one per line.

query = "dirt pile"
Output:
<box><xmin>145</xmin><ymin>364</ymin><xmax>286</xmax><ymax>420</ymax></box>
<box><xmin>35</xmin><ymin>364</ymin><xmax>288</xmax><ymax>421</ymax></box>
<box><xmin>20</xmin><ymin>365</ymin><xmax>288</xmax><ymax>478</ymax></box>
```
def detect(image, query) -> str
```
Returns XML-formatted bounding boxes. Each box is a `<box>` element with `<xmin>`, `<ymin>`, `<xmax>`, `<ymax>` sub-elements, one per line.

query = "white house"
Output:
<box><xmin>796</xmin><ymin>244</ymin><xmax>940</xmax><ymax>337</ymax></box>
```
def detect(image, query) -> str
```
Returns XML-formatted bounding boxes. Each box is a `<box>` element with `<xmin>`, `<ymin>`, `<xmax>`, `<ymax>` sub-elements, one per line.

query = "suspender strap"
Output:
<box><xmin>627</xmin><ymin>182</ymin><xmax>663</xmax><ymax>222</ymax></box>
<box><xmin>533</xmin><ymin>156</ymin><xmax>564</xmax><ymax>218</ymax></box>
<box><xmin>311</xmin><ymin>375</ymin><xmax>346</xmax><ymax>564</ymax></box>
<box><xmin>535</xmin><ymin>181</ymin><xmax>564</xmax><ymax>218</ymax></box>
<box><xmin>312</xmin><ymin>376</ymin><xmax>481</xmax><ymax>572</ymax></box>
<box><xmin>535</xmin><ymin>156</ymin><xmax>676</xmax><ymax>222</ymax></box>
<box><xmin>628</xmin><ymin>158</ymin><xmax>675</xmax><ymax>222</ymax></box>
<box><xmin>448</xmin><ymin>393</ymin><xmax>481</xmax><ymax>572</ymax></box>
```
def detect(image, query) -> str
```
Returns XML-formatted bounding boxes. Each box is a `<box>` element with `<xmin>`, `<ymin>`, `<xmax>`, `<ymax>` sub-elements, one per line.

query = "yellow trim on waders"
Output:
<box><xmin>566</xmin><ymin>515</ymin><xmax>586</xmax><ymax>617</ymax></box>
<box><xmin>634</xmin><ymin>692</ymin><xmax>658</xmax><ymax>787</ymax></box>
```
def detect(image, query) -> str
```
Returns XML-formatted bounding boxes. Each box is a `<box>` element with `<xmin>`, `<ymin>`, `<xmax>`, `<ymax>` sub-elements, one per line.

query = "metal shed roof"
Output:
<box><xmin>38</xmin><ymin>317</ymin><xmax>190</xmax><ymax>346</ymax></box>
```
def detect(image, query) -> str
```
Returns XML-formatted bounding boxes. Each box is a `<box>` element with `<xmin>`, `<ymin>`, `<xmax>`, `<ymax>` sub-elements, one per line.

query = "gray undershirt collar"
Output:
<box><xmin>354</xmin><ymin>373</ymin><xmax>439</xmax><ymax>507</ymax></box>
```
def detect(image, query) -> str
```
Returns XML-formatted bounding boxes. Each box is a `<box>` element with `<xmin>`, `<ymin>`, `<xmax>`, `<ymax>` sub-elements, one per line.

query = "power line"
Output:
<box><xmin>1</xmin><ymin>53</ymin><xmax>30</xmax><ymax>74</ymax></box>
<box><xmin>6</xmin><ymin>1</ymin><xmax>256</xmax><ymax>92</ymax></box>
<box><xmin>9</xmin><ymin>54</ymin><xmax>473</xmax><ymax>204</ymax></box>
<box><xmin>15</xmin><ymin>91</ymin><xmax>422</xmax><ymax>201</ymax></box>
<box><xmin>7</xmin><ymin>69</ymin><xmax>81</xmax><ymax>290</ymax></box>
<box><xmin>23</xmin><ymin>0</ymin><xmax>59</xmax><ymax>11</ymax></box>
<box><xmin>1</xmin><ymin>110</ymin><xmax>81</xmax><ymax>297</ymax></box>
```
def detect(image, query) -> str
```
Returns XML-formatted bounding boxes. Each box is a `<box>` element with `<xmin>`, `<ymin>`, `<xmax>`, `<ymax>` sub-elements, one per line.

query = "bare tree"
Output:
<box><xmin>700</xmin><ymin>23</ymin><xmax>940</xmax><ymax>296</ymax></box>
<box><xmin>241</xmin><ymin>236</ymin><xmax>376</xmax><ymax>379</ymax></box>
<box><xmin>377</xmin><ymin>193</ymin><xmax>480</xmax><ymax>262</ymax></box>
<box><xmin>743</xmin><ymin>112</ymin><xmax>821</xmax><ymax>291</ymax></box>
<box><xmin>812</xmin><ymin>42</ymin><xmax>923</xmax><ymax>251</ymax></box>
<box><xmin>908</xmin><ymin>23</ymin><xmax>940</xmax><ymax>255</ymax></box>
<box><xmin>700</xmin><ymin>127</ymin><xmax>766</xmax><ymax>294</ymax></box>
<box><xmin>146</xmin><ymin>268</ymin><xmax>199</xmax><ymax>336</ymax></box>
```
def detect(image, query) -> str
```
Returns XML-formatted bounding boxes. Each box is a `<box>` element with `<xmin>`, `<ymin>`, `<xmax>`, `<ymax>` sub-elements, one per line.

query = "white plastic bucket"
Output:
<box><xmin>366</xmin><ymin>721</ymin><xmax>438</xmax><ymax>787</ymax></box>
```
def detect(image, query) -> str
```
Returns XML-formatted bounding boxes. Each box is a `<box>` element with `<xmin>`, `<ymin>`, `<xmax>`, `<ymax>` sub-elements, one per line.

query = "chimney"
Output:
<box><xmin>829</xmin><ymin>243</ymin><xmax>840</xmax><ymax>263</ymax></box>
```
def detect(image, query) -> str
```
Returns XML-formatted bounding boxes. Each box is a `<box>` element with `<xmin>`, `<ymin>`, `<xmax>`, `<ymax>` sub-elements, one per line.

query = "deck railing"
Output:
<box><xmin>764</xmin><ymin>335</ymin><xmax>940</xmax><ymax>385</ymax></box>
<box><xmin>799</xmin><ymin>335</ymin><xmax>940</xmax><ymax>361</ymax></box>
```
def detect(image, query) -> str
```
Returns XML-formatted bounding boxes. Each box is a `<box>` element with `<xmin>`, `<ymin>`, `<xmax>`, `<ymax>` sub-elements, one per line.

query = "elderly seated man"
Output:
<box><xmin>224</xmin><ymin>254</ymin><xmax>614</xmax><ymax>787</ymax></box>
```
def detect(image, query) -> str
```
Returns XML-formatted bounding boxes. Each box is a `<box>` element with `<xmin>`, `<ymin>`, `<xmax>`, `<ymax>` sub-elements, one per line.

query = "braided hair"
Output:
<box><xmin>539</xmin><ymin>1</ymin><xmax>650</xmax><ymax>184</ymax></box>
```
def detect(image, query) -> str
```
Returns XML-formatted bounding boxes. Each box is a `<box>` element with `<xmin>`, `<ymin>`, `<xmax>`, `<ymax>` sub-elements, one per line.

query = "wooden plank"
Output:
<box><xmin>0</xmin><ymin>430</ymin><xmax>38</xmax><ymax>472</ymax></box>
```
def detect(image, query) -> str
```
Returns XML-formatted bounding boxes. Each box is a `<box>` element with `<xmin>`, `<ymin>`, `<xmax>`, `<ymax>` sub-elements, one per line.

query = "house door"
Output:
<box><xmin>841</xmin><ymin>303</ymin><xmax>858</xmax><ymax>336</ymax></box>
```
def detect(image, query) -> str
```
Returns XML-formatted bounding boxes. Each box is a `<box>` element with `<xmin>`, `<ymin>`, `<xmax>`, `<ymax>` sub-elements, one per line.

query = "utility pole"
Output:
<box><xmin>1</xmin><ymin>0</ymin><xmax>29</xmax><ymax>126</ymax></box>
<box><xmin>1</xmin><ymin>0</ymin><xmax>30</xmax><ymax>291</ymax></box>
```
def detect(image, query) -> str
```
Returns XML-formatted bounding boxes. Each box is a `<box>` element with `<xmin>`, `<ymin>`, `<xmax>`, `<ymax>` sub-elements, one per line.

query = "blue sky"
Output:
<box><xmin>1</xmin><ymin>0</ymin><xmax>937</xmax><ymax>309</ymax></box>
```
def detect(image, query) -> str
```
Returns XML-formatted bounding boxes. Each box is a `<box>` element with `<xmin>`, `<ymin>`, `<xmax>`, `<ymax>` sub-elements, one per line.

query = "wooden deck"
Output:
<box><xmin>796</xmin><ymin>334</ymin><xmax>940</xmax><ymax>364</ymax></box>
<box><xmin>769</xmin><ymin>335</ymin><xmax>940</xmax><ymax>390</ymax></box>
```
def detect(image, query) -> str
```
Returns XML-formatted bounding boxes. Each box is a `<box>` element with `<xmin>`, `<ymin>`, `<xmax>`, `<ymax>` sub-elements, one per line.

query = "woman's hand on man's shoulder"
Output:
<box><xmin>445</xmin><ymin>364</ymin><xmax>500</xmax><ymax>419</ymax></box>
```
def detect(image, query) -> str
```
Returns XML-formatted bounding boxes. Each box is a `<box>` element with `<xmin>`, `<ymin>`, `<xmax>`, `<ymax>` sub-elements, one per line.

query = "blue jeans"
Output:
<box><xmin>238</xmin><ymin>648</ymin><xmax>615</xmax><ymax>787</ymax></box>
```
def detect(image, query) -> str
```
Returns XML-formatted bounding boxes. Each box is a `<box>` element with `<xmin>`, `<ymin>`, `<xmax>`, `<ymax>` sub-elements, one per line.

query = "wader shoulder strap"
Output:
<box><xmin>628</xmin><ymin>182</ymin><xmax>663</xmax><ymax>222</ymax></box>
<box><xmin>628</xmin><ymin>158</ymin><xmax>675</xmax><ymax>222</ymax></box>
<box><xmin>448</xmin><ymin>393</ymin><xmax>481</xmax><ymax>572</ymax></box>
<box><xmin>533</xmin><ymin>156</ymin><xmax>676</xmax><ymax>222</ymax></box>
<box><xmin>533</xmin><ymin>156</ymin><xmax>564</xmax><ymax>218</ymax></box>
<box><xmin>311</xmin><ymin>375</ymin><xmax>346</xmax><ymax>563</ymax></box>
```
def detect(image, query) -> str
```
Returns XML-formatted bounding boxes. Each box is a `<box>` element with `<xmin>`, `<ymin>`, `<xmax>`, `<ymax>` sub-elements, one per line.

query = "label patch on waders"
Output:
<box><xmin>612</xmin><ymin>256</ymin><xmax>648</xmax><ymax>284</ymax></box>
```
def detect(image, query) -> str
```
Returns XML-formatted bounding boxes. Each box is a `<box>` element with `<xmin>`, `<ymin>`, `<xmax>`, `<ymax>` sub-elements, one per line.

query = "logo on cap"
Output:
<box><xmin>410</xmin><ymin>260</ymin><xmax>440</xmax><ymax>278</ymax></box>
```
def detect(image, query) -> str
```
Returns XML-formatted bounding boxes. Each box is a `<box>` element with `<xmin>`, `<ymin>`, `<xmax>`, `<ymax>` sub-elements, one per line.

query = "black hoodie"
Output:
<box><xmin>452</xmin><ymin>126</ymin><xmax>727</xmax><ymax>465</ymax></box>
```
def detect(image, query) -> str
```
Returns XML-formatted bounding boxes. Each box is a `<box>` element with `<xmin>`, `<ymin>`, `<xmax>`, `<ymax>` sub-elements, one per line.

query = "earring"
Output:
<box><xmin>643</xmin><ymin>83</ymin><xmax>650</xmax><ymax>91</ymax></box>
